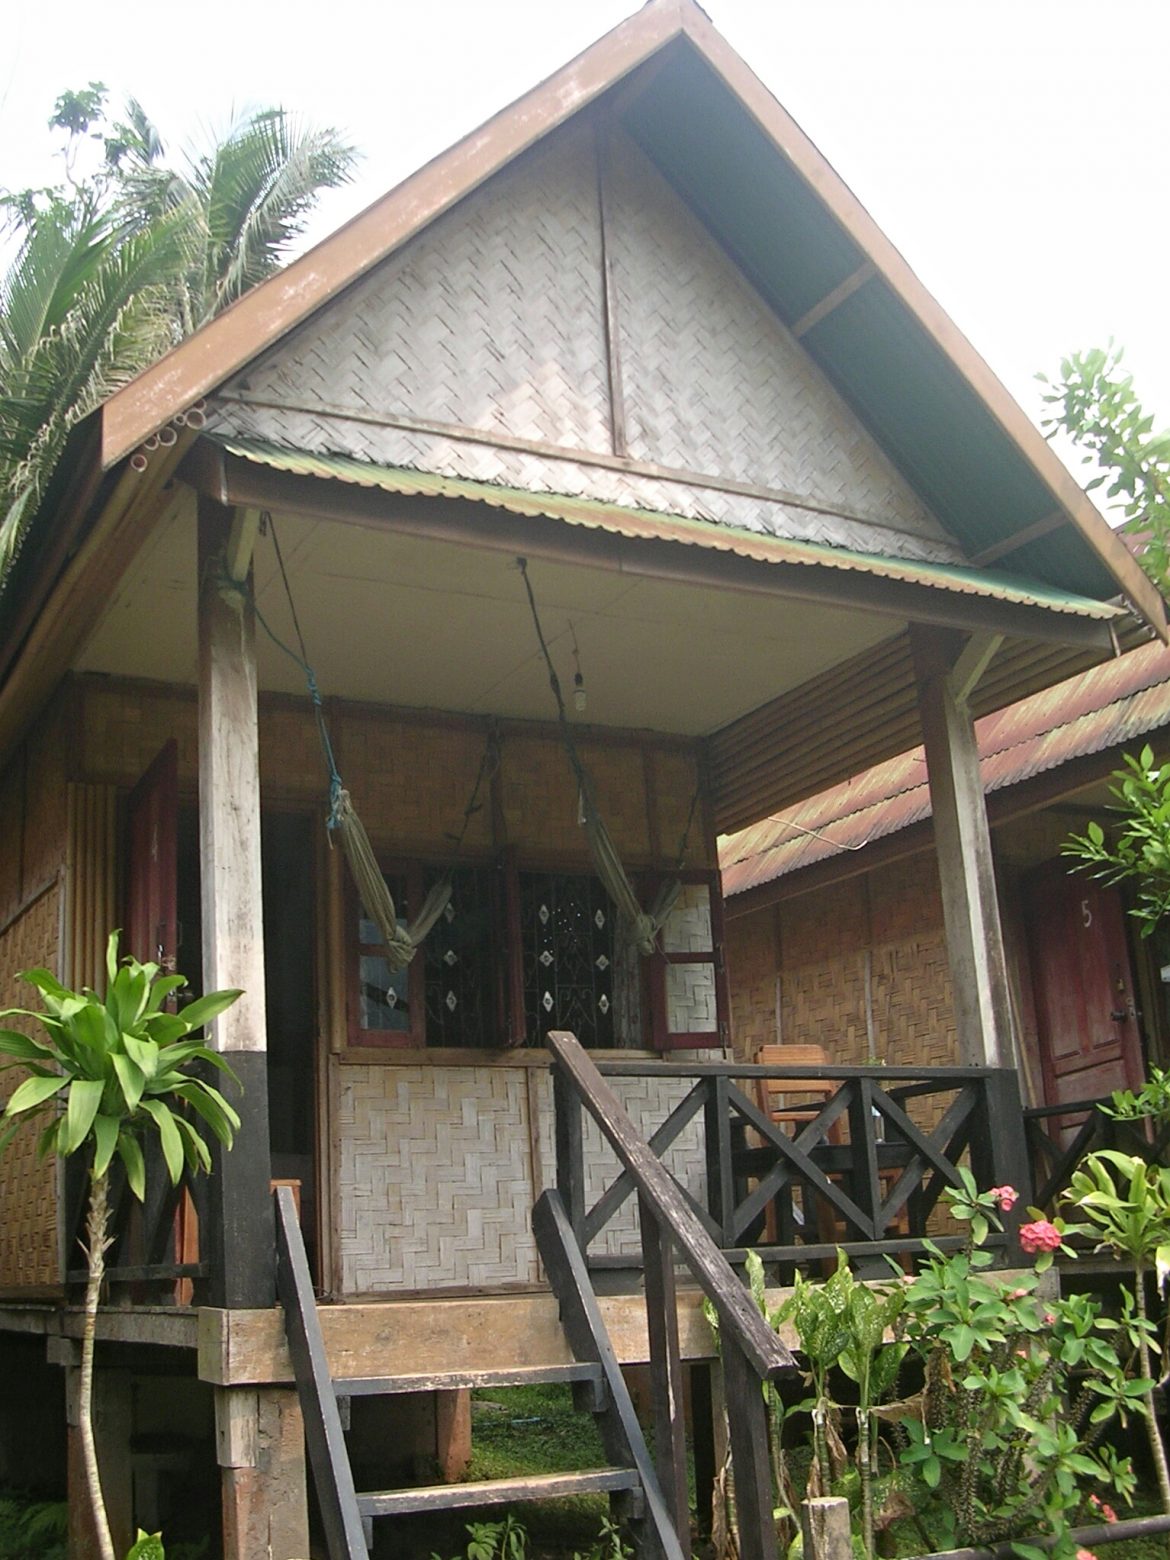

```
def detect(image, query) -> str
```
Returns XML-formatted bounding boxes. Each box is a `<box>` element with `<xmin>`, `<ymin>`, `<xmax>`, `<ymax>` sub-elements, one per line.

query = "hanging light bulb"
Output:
<box><xmin>570</xmin><ymin>622</ymin><xmax>587</xmax><ymax>713</ymax></box>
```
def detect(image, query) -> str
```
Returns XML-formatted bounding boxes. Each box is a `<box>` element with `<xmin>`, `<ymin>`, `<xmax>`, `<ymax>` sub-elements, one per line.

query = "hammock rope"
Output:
<box><xmin>222</xmin><ymin>516</ymin><xmax>458</xmax><ymax>971</ymax></box>
<box><xmin>516</xmin><ymin>556</ymin><xmax>696</xmax><ymax>957</ymax></box>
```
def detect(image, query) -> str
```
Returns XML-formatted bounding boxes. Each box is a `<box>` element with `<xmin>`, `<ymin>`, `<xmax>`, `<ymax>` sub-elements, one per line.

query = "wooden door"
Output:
<box><xmin>125</xmin><ymin>740</ymin><xmax>178</xmax><ymax>971</ymax></box>
<box><xmin>1023</xmin><ymin>861</ymin><xmax>1145</xmax><ymax>1108</ymax></box>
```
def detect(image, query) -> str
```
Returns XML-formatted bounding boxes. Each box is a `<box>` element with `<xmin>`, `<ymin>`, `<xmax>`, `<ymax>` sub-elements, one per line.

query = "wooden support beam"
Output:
<box><xmin>198</xmin><ymin>496</ymin><xmax>275</xmax><ymax>1309</ymax></box>
<box><xmin>949</xmin><ymin>632</ymin><xmax>1003</xmax><ymax>705</ymax></box>
<box><xmin>791</xmin><ymin>262</ymin><xmax>876</xmax><ymax>339</ymax></box>
<box><xmin>970</xmin><ymin>509</ymin><xmax>1066</xmax><ymax>567</ymax></box>
<box><xmin>225</xmin><ymin>506</ymin><xmax>262</xmax><ymax>584</ymax></box>
<box><xmin>911</xmin><ymin>626</ymin><xmax>1014</xmax><ymax>1068</ymax></box>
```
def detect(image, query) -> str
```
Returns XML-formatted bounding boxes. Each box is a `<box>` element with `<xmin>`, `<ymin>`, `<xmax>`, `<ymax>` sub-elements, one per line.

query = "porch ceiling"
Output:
<box><xmin>74</xmin><ymin>491</ymin><xmax>896</xmax><ymax>736</ymax></box>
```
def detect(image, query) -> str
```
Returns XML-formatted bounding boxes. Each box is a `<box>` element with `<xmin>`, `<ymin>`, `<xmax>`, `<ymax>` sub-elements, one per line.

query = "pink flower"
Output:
<box><xmin>990</xmin><ymin>1185</ymin><xmax>1019</xmax><ymax>1211</ymax></box>
<box><xmin>1044</xmin><ymin>1311</ymin><xmax>1057</xmax><ymax>1325</ymax></box>
<box><xmin>1077</xmin><ymin>1549</ymin><xmax>1098</xmax><ymax>1560</ymax></box>
<box><xmin>1019</xmin><ymin>1219</ymin><xmax>1062</xmax><ymax>1254</ymax></box>
<box><xmin>1090</xmin><ymin>1496</ymin><xmax>1118</xmax><ymax>1524</ymax></box>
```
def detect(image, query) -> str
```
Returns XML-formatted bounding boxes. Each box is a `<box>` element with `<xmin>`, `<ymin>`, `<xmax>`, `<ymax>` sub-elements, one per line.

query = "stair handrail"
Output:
<box><xmin>548</xmin><ymin>1031</ymin><xmax>793</xmax><ymax>1382</ymax></box>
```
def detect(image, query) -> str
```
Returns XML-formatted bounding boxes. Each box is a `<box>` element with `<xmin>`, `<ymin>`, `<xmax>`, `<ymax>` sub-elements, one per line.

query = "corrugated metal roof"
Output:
<box><xmin>217</xmin><ymin>437</ymin><xmax>1124</xmax><ymax>620</ymax></box>
<box><xmin>719</xmin><ymin>639</ymin><xmax>1170</xmax><ymax>897</ymax></box>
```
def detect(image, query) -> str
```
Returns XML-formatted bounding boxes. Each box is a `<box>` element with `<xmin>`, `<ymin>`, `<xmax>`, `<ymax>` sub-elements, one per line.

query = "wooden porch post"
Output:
<box><xmin>911</xmin><ymin>626</ymin><xmax>1014</xmax><ymax>1069</ymax></box>
<box><xmin>198</xmin><ymin>496</ymin><xmax>274</xmax><ymax>1308</ymax></box>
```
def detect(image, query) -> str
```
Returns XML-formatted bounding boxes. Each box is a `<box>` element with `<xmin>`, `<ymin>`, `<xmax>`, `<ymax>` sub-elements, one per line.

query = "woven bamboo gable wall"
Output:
<box><xmin>210</xmin><ymin>122</ymin><xmax>958</xmax><ymax>565</ymax></box>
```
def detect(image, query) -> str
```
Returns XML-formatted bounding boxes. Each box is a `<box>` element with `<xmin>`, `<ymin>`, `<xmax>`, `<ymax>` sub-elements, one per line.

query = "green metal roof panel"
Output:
<box><xmin>619</xmin><ymin>41</ymin><xmax>864</xmax><ymax>324</ymax></box>
<box><xmin>217</xmin><ymin>436</ymin><xmax>1122</xmax><ymax>621</ymax></box>
<box><xmin>616</xmin><ymin>43</ymin><xmax>1121</xmax><ymax>605</ymax></box>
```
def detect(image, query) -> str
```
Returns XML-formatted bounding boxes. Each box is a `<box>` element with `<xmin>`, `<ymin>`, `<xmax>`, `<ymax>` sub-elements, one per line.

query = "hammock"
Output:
<box><xmin>237</xmin><ymin>517</ymin><xmax>504</xmax><ymax>972</ymax></box>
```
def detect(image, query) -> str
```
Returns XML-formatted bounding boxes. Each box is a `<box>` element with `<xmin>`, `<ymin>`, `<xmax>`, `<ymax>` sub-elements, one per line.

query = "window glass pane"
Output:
<box><xmin>360</xmin><ymin>953</ymin><xmax>411</xmax><ymax>1032</ymax></box>
<box><xmin>423</xmin><ymin>866</ymin><xmax>498</xmax><ymax>1048</ymax></box>
<box><xmin>665</xmin><ymin>960</ymin><xmax>718</xmax><ymax>1034</ymax></box>
<box><xmin>661</xmin><ymin>883</ymin><xmax>713</xmax><ymax>954</ymax></box>
<box><xmin>522</xmin><ymin>872</ymin><xmax>614</xmax><ymax>1048</ymax></box>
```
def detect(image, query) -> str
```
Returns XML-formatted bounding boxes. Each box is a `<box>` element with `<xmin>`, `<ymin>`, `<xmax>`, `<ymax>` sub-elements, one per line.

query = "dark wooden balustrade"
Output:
<box><xmin>553</xmin><ymin>1050</ymin><xmax>1031</xmax><ymax>1280</ymax></box>
<box><xmin>1025</xmin><ymin>1098</ymin><xmax>1170</xmax><ymax>1211</ymax></box>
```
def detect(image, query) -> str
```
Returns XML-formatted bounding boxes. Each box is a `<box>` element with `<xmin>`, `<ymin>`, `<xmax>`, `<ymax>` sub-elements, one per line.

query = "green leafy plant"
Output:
<box><xmin>0</xmin><ymin>935</ymin><xmax>240</xmax><ymax>1560</ymax></box>
<box><xmin>431</xmin><ymin>1515</ymin><xmax>530</xmax><ymax>1560</ymax></box>
<box><xmin>1063</xmin><ymin>747</ymin><xmax>1170</xmax><ymax>935</ymax></box>
<box><xmin>1064</xmin><ymin>1149</ymin><xmax>1170</xmax><ymax>1513</ymax></box>
<box><xmin>1039</xmin><ymin>343</ymin><xmax>1170</xmax><ymax>587</ymax></box>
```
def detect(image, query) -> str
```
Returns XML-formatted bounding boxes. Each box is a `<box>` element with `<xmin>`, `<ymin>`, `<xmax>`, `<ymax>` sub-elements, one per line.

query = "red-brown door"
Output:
<box><xmin>1023</xmin><ymin>860</ymin><xmax>1145</xmax><ymax>1108</ymax></box>
<box><xmin>125</xmin><ymin>741</ymin><xmax>178</xmax><ymax>971</ymax></box>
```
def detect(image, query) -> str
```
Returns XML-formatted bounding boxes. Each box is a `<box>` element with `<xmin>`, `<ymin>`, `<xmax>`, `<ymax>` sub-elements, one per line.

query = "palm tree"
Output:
<box><xmin>0</xmin><ymin>96</ymin><xmax>355</xmax><ymax>578</ymax></box>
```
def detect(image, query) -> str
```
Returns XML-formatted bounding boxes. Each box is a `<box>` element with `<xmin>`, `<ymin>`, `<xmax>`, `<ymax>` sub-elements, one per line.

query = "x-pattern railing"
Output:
<box><xmin>558</xmin><ymin>1059</ymin><xmax>1031</xmax><ymax>1273</ymax></box>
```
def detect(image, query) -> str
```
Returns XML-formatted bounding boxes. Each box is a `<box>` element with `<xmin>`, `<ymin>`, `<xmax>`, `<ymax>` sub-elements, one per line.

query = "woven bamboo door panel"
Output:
<box><xmin>337</xmin><ymin>1065</ymin><xmax>540</xmax><ymax>1293</ymax></box>
<box><xmin>531</xmin><ymin>1070</ymin><xmax>708</xmax><ymax>1258</ymax></box>
<box><xmin>65</xmin><ymin>783</ymin><xmax>118</xmax><ymax>993</ymax></box>
<box><xmin>0</xmin><ymin>885</ymin><xmax>63</xmax><ymax>1291</ymax></box>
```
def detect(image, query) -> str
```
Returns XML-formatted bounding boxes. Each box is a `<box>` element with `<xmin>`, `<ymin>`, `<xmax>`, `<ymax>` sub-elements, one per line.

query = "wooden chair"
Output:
<box><xmin>751</xmin><ymin>1044</ymin><xmax>910</xmax><ymax>1255</ymax></box>
<box><xmin>752</xmin><ymin>1044</ymin><xmax>842</xmax><ymax>1247</ymax></box>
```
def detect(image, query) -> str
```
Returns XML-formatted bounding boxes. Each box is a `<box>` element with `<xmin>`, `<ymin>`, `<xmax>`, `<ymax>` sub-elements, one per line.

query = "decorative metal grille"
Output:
<box><xmin>521</xmin><ymin>872</ymin><xmax>614</xmax><ymax>1048</ymax></box>
<box><xmin>424</xmin><ymin>866</ymin><xmax>497</xmax><ymax>1048</ymax></box>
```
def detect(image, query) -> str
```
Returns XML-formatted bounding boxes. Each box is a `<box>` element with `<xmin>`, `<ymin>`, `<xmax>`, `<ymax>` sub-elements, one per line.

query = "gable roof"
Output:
<box><xmin>719</xmin><ymin>638</ymin><xmax>1170</xmax><ymax>902</ymax></box>
<box><xmin>92</xmin><ymin>0</ymin><xmax>1165</xmax><ymax>634</ymax></box>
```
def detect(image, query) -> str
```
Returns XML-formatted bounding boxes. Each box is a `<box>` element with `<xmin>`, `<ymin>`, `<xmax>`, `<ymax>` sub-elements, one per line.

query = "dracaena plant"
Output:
<box><xmin>0</xmin><ymin>933</ymin><xmax>240</xmax><ymax>1560</ymax></box>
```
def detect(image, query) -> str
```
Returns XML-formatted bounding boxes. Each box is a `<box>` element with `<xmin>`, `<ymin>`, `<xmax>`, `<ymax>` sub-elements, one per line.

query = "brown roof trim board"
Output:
<box><xmin>675</xmin><ymin>6</ymin><xmax>1167</xmax><ymax>639</ymax></box>
<box><xmin>93</xmin><ymin>0</ymin><xmax>1167</xmax><ymax>640</ymax></box>
<box><xmin>97</xmin><ymin>0</ymin><xmax>691</xmax><ymax>472</ymax></box>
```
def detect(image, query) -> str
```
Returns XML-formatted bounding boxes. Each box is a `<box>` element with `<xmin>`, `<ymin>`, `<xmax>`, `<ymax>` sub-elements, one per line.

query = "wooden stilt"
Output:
<box><xmin>215</xmin><ymin>1386</ymin><xmax>309</xmax><ymax>1560</ymax></box>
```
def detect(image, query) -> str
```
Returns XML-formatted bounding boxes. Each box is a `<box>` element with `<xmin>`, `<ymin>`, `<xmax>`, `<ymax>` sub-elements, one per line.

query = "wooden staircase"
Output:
<box><xmin>274</xmin><ymin>1186</ymin><xmax>684</xmax><ymax>1560</ymax></box>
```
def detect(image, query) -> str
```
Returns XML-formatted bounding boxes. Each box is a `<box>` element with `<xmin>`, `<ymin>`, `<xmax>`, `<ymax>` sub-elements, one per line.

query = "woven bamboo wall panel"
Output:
<box><xmin>22</xmin><ymin>698</ymin><xmax>70</xmax><ymax>889</ymax></box>
<box><xmin>652</xmin><ymin>751</ymin><xmax>711</xmax><ymax>868</ymax></box>
<box><xmin>335</xmin><ymin>1063</ymin><xmax>709</xmax><ymax>1288</ymax></box>
<box><xmin>868</xmin><ymin>855</ymin><xmax>945</xmax><ymax>944</ymax></box>
<box><xmin>780</xmin><ymin>879</ymin><xmax>870</xmax><ymax>970</ymax></box>
<box><xmin>0</xmin><ymin>884</ymin><xmax>61</xmax><ymax>1292</ymax></box>
<box><xmin>498</xmin><ymin>735</ymin><xmax>649</xmax><ymax>861</ymax></box>
<box><xmin>530</xmin><ymin>1067</ymin><xmax>707</xmax><ymax>1259</ymax></box>
<box><xmin>337</xmin><ymin>1064</ymin><xmax>540</xmax><ymax>1292</ymax></box>
<box><xmin>80</xmin><ymin>681</ymin><xmax>198</xmax><ymax>788</ymax></box>
<box><xmin>725</xmin><ymin>910</ymin><xmax>779</xmax><ymax>1062</ymax></box>
<box><xmin>337</xmin><ymin>716</ymin><xmax>494</xmax><ymax>855</ymax></box>
<box><xmin>0</xmin><ymin>755</ymin><xmax>22</xmax><ymax>918</ymax></box>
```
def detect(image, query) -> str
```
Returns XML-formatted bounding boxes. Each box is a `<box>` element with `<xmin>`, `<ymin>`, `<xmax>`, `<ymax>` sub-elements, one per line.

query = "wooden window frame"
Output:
<box><xmin>645</xmin><ymin>869</ymin><xmax>729</xmax><ymax>1053</ymax></box>
<box><xmin>346</xmin><ymin>859</ymin><xmax>427</xmax><ymax>1049</ymax></box>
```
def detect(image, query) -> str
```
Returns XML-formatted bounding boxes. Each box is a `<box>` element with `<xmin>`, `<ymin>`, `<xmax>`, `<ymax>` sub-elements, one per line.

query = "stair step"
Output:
<box><xmin>334</xmin><ymin>1362</ymin><xmax>604</xmax><ymax>1397</ymax></box>
<box><xmin>357</xmin><ymin>1467</ymin><xmax>641</xmax><ymax>1518</ymax></box>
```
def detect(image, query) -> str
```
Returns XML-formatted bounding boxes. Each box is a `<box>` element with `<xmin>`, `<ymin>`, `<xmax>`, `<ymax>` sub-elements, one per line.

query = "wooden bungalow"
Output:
<box><xmin>0</xmin><ymin>3</ymin><xmax>1163</xmax><ymax>1556</ymax></box>
<box><xmin>720</xmin><ymin>637</ymin><xmax>1170</xmax><ymax>1181</ymax></box>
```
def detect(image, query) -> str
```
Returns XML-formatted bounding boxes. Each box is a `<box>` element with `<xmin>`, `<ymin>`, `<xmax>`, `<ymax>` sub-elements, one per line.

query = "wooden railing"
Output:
<box><xmin>542</xmin><ymin>1032</ymin><xmax>796</xmax><ymax>1560</ymax></box>
<box><xmin>1025</xmin><ymin>1098</ymin><xmax>1170</xmax><ymax>1211</ymax></box>
<box><xmin>63</xmin><ymin>1146</ymin><xmax>207</xmax><ymax>1301</ymax></box>
<box><xmin>553</xmin><ymin>1051</ymin><xmax>1030</xmax><ymax>1277</ymax></box>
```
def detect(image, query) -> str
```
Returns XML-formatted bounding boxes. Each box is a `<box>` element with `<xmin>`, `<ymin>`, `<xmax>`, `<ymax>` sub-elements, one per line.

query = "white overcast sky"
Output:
<box><xmin>3</xmin><ymin>0</ymin><xmax>1169</xmax><ymax>470</ymax></box>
